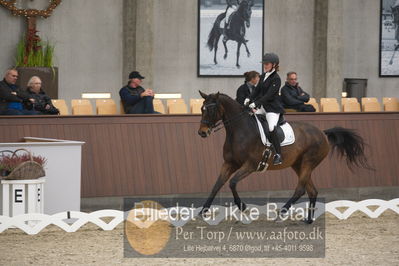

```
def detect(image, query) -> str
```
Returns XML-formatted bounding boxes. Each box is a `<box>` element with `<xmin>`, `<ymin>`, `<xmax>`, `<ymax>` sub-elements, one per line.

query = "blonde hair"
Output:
<box><xmin>27</xmin><ymin>76</ymin><xmax>42</xmax><ymax>87</ymax></box>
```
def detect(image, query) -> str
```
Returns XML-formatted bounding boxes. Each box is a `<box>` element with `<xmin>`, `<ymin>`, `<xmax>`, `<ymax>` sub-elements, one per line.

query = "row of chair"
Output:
<box><xmin>52</xmin><ymin>97</ymin><xmax>398</xmax><ymax>115</ymax></box>
<box><xmin>303</xmin><ymin>97</ymin><xmax>399</xmax><ymax>112</ymax></box>
<box><xmin>51</xmin><ymin>98</ymin><xmax>205</xmax><ymax>115</ymax></box>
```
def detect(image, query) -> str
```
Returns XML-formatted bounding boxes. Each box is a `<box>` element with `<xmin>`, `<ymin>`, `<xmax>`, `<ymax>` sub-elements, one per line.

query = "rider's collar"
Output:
<box><xmin>264</xmin><ymin>69</ymin><xmax>275</xmax><ymax>81</ymax></box>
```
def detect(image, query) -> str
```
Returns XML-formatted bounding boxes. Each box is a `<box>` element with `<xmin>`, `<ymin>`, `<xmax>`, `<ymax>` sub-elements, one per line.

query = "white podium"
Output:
<box><xmin>1</xmin><ymin>177</ymin><xmax>45</xmax><ymax>216</ymax></box>
<box><xmin>0</xmin><ymin>137</ymin><xmax>84</xmax><ymax>214</ymax></box>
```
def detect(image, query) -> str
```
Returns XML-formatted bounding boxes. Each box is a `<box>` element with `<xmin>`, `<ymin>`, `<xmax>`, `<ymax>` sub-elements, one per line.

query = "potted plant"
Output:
<box><xmin>0</xmin><ymin>149</ymin><xmax>46</xmax><ymax>180</ymax></box>
<box><xmin>0</xmin><ymin>0</ymin><xmax>62</xmax><ymax>99</ymax></box>
<box><xmin>15</xmin><ymin>36</ymin><xmax>59</xmax><ymax>100</ymax></box>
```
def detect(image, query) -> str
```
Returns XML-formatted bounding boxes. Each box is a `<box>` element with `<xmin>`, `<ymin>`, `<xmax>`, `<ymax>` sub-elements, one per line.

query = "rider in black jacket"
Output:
<box><xmin>246</xmin><ymin>53</ymin><xmax>284</xmax><ymax>165</ymax></box>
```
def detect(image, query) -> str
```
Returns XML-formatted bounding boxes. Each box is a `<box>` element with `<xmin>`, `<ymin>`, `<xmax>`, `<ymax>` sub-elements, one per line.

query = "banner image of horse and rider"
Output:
<box><xmin>198</xmin><ymin>0</ymin><xmax>264</xmax><ymax>77</ymax></box>
<box><xmin>380</xmin><ymin>0</ymin><xmax>399</xmax><ymax>76</ymax></box>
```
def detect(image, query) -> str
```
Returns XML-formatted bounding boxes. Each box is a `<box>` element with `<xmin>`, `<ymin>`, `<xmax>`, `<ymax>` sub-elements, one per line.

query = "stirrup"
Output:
<box><xmin>257</xmin><ymin>148</ymin><xmax>271</xmax><ymax>172</ymax></box>
<box><xmin>273</xmin><ymin>154</ymin><xmax>282</xmax><ymax>165</ymax></box>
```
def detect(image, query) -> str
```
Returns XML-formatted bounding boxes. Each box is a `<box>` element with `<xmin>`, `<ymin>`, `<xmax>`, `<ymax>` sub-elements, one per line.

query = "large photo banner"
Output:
<box><xmin>380</xmin><ymin>0</ymin><xmax>399</xmax><ymax>76</ymax></box>
<box><xmin>198</xmin><ymin>0</ymin><xmax>264</xmax><ymax>77</ymax></box>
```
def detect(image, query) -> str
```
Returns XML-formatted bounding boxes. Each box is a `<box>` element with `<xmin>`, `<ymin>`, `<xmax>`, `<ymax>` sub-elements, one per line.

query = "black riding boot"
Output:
<box><xmin>269</xmin><ymin>127</ymin><xmax>283</xmax><ymax>165</ymax></box>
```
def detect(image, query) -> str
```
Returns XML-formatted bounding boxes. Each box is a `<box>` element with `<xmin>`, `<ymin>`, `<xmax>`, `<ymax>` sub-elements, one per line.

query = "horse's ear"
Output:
<box><xmin>215</xmin><ymin>92</ymin><xmax>220</xmax><ymax>100</ymax></box>
<box><xmin>199</xmin><ymin>90</ymin><xmax>208</xmax><ymax>99</ymax></box>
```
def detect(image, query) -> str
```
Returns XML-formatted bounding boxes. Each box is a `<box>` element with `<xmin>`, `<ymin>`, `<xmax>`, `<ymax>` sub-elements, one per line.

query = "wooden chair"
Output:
<box><xmin>363</xmin><ymin>101</ymin><xmax>381</xmax><ymax>112</ymax></box>
<box><xmin>341</xmin><ymin>97</ymin><xmax>358</xmax><ymax>107</ymax></box>
<box><xmin>343</xmin><ymin>102</ymin><xmax>361</xmax><ymax>112</ymax></box>
<box><xmin>167</xmin><ymin>98</ymin><xmax>185</xmax><ymax>108</ymax></box>
<box><xmin>96</xmin><ymin>99</ymin><xmax>117</xmax><ymax>115</ymax></box>
<box><xmin>321</xmin><ymin>101</ymin><xmax>340</xmax><ymax>112</ymax></box>
<box><xmin>51</xmin><ymin>99</ymin><xmax>69</xmax><ymax>115</ymax></box>
<box><xmin>168</xmin><ymin>101</ymin><xmax>188</xmax><ymax>114</ymax></box>
<box><xmin>153</xmin><ymin>99</ymin><xmax>166</xmax><ymax>114</ymax></box>
<box><xmin>383</xmin><ymin>97</ymin><xmax>398</xmax><ymax>105</ymax></box>
<box><xmin>71</xmin><ymin>99</ymin><xmax>93</xmax><ymax>115</ymax></box>
<box><xmin>361</xmin><ymin>97</ymin><xmax>378</xmax><ymax>109</ymax></box>
<box><xmin>320</xmin><ymin>98</ymin><xmax>338</xmax><ymax>106</ymax></box>
<box><xmin>383</xmin><ymin>97</ymin><xmax>399</xmax><ymax>111</ymax></box>
<box><xmin>120</xmin><ymin>100</ymin><xmax>126</xmax><ymax>114</ymax></box>
<box><xmin>190</xmin><ymin>99</ymin><xmax>204</xmax><ymax>114</ymax></box>
<box><xmin>384</xmin><ymin>101</ymin><xmax>399</xmax><ymax>111</ymax></box>
<box><xmin>307</xmin><ymin>98</ymin><xmax>320</xmax><ymax>112</ymax></box>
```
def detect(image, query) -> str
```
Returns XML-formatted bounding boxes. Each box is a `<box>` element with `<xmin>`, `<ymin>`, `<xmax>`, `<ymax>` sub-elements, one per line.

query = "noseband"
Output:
<box><xmin>200</xmin><ymin>101</ymin><xmax>248</xmax><ymax>133</ymax></box>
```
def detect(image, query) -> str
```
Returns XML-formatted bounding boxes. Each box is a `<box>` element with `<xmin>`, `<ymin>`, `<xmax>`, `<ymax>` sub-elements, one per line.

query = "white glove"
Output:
<box><xmin>244</xmin><ymin>98</ymin><xmax>250</xmax><ymax>106</ymax></box>
<box><xmin>249</xmin><ymin>102</ymin><xmax>256</xmax><ymax>109</ymax></box>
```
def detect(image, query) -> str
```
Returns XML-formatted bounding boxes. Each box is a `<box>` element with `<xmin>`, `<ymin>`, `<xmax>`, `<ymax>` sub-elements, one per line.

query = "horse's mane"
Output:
<box><xmin>217</xmin><ymin>93</ymin><xmax>245</xmax><ymax>113</ymax></box>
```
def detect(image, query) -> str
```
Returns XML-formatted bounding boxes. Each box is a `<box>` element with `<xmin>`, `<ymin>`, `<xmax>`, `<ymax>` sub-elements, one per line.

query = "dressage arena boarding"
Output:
<box><xmin>0</xmin><ymin>113</ymin><xmax>398</xmax><ymax>265</ymax></box>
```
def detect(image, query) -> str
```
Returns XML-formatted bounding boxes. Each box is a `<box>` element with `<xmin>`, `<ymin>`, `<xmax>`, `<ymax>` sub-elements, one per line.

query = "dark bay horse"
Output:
<box><xmin>197</xmin><ymin>92</ymin><xmax>371</xmax><ymax>223</ymax></box>
<box><xmin>207</xmin><ymin>0</ymin><xmax>253</xmax><ymax>68</ymax></box>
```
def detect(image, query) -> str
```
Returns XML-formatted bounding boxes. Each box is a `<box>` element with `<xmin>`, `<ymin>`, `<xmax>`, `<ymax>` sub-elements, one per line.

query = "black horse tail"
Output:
<box><xmin>207</xmin><ymin>13</ymin><xmax>225</xmax><ymax>51</ymax></box>
<box><xmin>324</xmin><ymin>127</ymin><xmax>374</xmax><ymax>171</ymax></box>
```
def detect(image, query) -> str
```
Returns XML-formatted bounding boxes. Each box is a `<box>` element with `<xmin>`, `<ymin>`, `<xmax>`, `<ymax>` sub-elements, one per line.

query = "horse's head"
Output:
<box><xmin>238</xmin><ymin>0</ymin><xmax>253</xmax><ymax>28</ymax></box>
<box><xmin>198</xmin><ymin>91</ymin><xmax>224</xmax><ymax>138</ymax></box>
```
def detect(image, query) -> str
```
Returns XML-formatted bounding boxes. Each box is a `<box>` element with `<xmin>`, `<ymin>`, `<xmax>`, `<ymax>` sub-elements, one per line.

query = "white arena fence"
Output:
<box><xmin>0</xmin><ymin>199</ymin><xmax>398</xmax><ymax>235</ymax></box>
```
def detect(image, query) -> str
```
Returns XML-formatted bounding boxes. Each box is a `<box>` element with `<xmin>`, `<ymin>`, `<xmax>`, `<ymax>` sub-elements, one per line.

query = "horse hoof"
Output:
<box><xmin>247</xmin><ymin>53</ymin><xmax>251</xmax><ymax>58</ymax></box>
<box><xmin>237</xmin><ymin>202</ymin><xmax>247</xmax><ymax>212</ymax></box>
<box><xmin>303</xmin><ymin>218</ymin><xmax>314</xmax><ymax>224</ymax></box>
<box><xmin>224</xmin><ymin>55</ymin><xmax>227</xmax><ymax>60</ymax></box>
<box><xmin>236</xmin><ymin>65</ymin><xmax>241</xmax><ymax>69</ymax></box>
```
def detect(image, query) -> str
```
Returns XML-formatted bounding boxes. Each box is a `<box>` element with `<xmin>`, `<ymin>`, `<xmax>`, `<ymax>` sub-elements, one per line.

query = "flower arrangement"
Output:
<box><xmin>0</xmin><ymin>149</ymin><xmax>46</xmax><ymax>179</ymax></box>
<box><xmin>15</xmin><ymin>37</ymin><xmax>55</xmax><ymax>67</ymax></box>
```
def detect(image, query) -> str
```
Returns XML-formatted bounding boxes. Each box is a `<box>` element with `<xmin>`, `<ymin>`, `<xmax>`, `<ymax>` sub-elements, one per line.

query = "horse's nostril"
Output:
<box><xmin>198</xmin><ymin>130</ymin><xmax>207</xmax><ymax>138</ymax></box>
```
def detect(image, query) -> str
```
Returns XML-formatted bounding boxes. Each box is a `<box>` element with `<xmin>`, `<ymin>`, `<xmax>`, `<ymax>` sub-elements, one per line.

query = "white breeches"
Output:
<box><xmin>255</xmin><ymin>107</ymin><xmax>279</xmax><ymax>132</ymax></box>
<box><xmin>223</xmin><ymin>6</ymin><xmax>237</xmax><ymax>25</ymax></box>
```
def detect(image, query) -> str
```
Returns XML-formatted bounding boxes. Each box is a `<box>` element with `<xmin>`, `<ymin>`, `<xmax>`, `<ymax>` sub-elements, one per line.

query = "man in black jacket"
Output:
<box><xmin>119</xmin><ymin>71</ymin><xmax>157</xmax><ymax>114</ymax></box>
<box><xmin>0</xmin><ymin>69</ymin><xmax>38</xmax><ymax>115</ymax></box>
<box><xmin>281</xmin><ymin>72</ymin><xmax>315</xmax><ymax>112</ymax></box>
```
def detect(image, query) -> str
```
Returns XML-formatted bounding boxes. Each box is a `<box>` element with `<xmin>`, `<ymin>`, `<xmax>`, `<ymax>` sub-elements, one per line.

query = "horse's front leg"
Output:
<box><xmin>229</xmin><ymin>163</ymin><xmax>255</xmax><ymax>211</ymax></box>
<box><xmin>201</xmin><ymin>163</ymin><xmax>236</xmax><ymax>214</ymax></box>
<box><xmin>236</xmin><ymin>42</ymin><xmax>242</xmax><ymax>68</ymax></box>
<box><xmin>223</xmin><ymin>38</ymin><xmax>228</xmax><ymax>60</ymax></box>
<box><xmin>244</xmin><ymin>42</ymin><xmax>251</xmax><ymax>58</ymax></box>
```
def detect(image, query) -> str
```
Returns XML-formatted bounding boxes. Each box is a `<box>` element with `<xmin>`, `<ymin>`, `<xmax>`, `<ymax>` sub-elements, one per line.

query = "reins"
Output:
<box><xmin>201</xmin><ymin>102</ymin><xmax>249</xmax><ymax>133</ymax></box>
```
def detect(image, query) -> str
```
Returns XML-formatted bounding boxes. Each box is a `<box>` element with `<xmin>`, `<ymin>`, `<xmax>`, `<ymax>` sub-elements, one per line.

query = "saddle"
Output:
<box><xmin>252</xmin><ymin>114</ymin><xmax>295</xmax><ymax>172</ymax></box>
<box><xmin>255</xmin><ymin>114</ymin><xmax>286</xmax><ymax>144</ymax></box>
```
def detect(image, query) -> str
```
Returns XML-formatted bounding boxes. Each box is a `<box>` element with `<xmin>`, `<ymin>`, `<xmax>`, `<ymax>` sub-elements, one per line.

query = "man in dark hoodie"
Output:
<box><xmin>281</xmin><ymin>72</ymin><xmax>315</xmax><ymax>112</ymax></box>
<box><xmin>0</xmin><ymin>68</ymin><xmax>38</xmax><ymax>115</ymax></box>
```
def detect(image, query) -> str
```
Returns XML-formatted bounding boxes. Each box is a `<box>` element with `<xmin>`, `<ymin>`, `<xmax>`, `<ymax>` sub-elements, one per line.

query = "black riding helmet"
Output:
<box><xmin>261</xmin><ymin>53</ymin><xmax>279</xmax><ymax>65</ymax></box>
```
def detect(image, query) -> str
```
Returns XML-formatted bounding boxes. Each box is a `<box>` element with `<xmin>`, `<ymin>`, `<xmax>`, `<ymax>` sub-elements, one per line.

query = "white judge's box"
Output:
<box><xmin>1</xmin><ymin>178</ymin><xmax>46</xmax><ymax>216</ymax></box>
<box><xmin>0</xmin><ymin>137</ymin><xmax>84</xmax><ymax>216</ymax></box>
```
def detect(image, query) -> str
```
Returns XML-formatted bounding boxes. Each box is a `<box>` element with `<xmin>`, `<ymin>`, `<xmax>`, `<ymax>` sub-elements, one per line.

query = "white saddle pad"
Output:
<box><xmin>254</xmin><ymin>115</ymin><xmax>295</xmax><ymax>147</ymax></box>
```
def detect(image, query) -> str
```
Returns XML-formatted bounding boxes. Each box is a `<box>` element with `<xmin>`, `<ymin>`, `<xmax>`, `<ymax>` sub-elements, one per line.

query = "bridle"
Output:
<box><xmin>200</xmin><ymin>101</ymin><xmax>248</xmax><ymax>133</ymax></box>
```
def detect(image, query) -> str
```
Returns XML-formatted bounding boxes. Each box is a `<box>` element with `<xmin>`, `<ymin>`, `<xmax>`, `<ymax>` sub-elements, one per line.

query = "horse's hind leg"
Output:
<box><xmin>201</xmin><ymin>163</ymin><xmax>236</xmax><ymax>213</ymax></box>
<box><xmin>229</xmin><ymin>164</ymin><xmax>254</xmax><ymax>211</ymax></box>
<box><xmin>281</xmin><ymin>164</ymin><xmax>312</xmax><ymax>214</ymax></box>
<box><xmin>305</xmin><ymin>179</ymin><xmax>318</xmax><ymax>224</ymax></box>
<box><xmin>214</xmin><ymin>35</ymin><xmax>221</xmax><ymax>65</ymax></box>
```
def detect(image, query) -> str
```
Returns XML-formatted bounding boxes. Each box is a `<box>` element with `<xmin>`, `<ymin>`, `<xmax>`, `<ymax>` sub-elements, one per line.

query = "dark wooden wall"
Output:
<box><xmin>0</xmin><ymin>113</ymin><xmax>398</xmax><ymax>197</ymax></box>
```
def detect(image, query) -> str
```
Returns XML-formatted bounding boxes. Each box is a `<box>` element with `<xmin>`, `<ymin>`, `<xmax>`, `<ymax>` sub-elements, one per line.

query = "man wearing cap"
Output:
<box><xmin>119</xmin><ymin>71</ymin><xmax>157</xmax><ymax>114</ymax></box>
